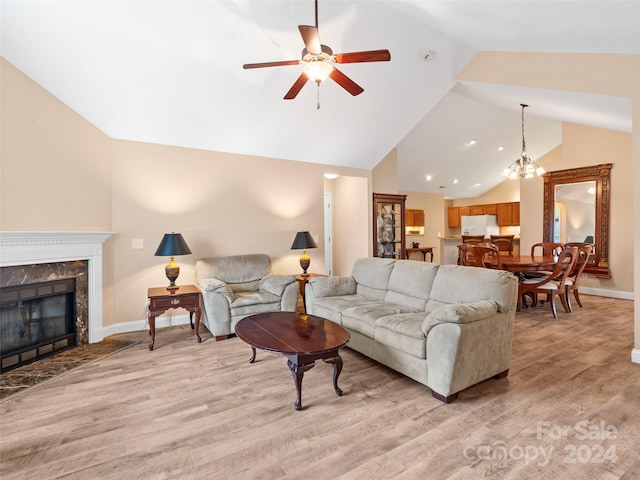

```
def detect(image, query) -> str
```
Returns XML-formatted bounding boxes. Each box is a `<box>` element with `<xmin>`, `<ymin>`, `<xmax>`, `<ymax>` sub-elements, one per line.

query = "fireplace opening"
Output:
<box><xmin>1</xmin><ymin>278</ymin><xmax>77</xmax><ymax>372</ymax></box>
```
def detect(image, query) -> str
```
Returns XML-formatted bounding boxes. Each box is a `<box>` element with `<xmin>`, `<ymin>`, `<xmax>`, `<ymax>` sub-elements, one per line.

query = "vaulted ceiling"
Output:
<box><xmin>2</xmin><ymin>1</ymin><xmax>638</xmax><ymax>198</ymax></box>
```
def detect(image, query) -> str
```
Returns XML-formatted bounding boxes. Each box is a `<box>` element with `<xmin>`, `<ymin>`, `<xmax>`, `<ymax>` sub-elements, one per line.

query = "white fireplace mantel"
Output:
<box><xmin>0</xmin><ymin>231</ymin><xmax>114</xmax><ymax>343</ymax></box>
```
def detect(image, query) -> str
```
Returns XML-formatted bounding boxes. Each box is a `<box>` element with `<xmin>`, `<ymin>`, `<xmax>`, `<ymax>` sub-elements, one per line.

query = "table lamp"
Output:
<box><xmin>291</xmin><ymin>231</ymin><xmax>318</xmax><ymax>276</ymax></box>
<box><xmin>154</xmin><ymin>232</ymin><xmax>192</xmax><ymax>290</ymax></box>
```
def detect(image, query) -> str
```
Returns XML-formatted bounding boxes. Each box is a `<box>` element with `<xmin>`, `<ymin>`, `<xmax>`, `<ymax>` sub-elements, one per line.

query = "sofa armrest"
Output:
<box><xmin>308</xmin><ymin>276</ymin><xmax>356</xmax><ymax>297</ymax></box>
<box><xmin>421</xmin><ymin>300</ymin><xmax>498</xmax><ymax>336</ymax></box>
<box><xmin>199</xmin><ymin>278</ymin><xmax>234</xmax><ymax>303</ymax></box>
<box><xmin>259</xmin><ymin>274</ymin><xmax>296</xmax><ymax>297</ymax></box>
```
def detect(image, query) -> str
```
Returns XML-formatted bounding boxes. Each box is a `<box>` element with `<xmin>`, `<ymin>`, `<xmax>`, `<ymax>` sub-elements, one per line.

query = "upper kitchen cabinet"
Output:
<box><xmin>497</xmin><ymin>202</ymin><xmax>520</xmax><ymax>226</ymax></box>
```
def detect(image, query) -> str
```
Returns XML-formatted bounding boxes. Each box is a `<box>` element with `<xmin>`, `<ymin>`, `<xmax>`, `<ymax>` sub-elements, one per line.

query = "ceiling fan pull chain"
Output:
<box><xmin>317</xmin><ymin>83</ymin><xmax>321</xmax><ymax>109</ymax></box>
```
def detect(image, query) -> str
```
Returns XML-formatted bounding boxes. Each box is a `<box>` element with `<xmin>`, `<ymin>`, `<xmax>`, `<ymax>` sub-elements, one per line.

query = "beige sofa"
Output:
<box><xmin>195</xmin><ymin>254</ymin><xmax>299</xmax><ymax>340</ymax></box>
<box><xmin>305</xmin><ymin>257</ymin><xmax>518</xmax><ymax>403</ymax></box>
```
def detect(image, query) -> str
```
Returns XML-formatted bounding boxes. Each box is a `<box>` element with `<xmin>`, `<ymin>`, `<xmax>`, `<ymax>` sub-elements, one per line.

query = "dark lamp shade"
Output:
<box><xmin>584</xmin><ymin>236</ymin><xmax>595</xmax><ymax>244</ymax></box>
<box><xmin>290</xmin><ymin>231</ymin><xmax>318</xmax><ymax>250</ymax></box>
<box><xmin>154</xmin><ymin>233</ymin><xmax>192</xmax><ymax>257</ymax></box>
<box><xmin>154</xmin><ymin>233</ymin><xmax>192</xmax><ymax>290</ymax></box>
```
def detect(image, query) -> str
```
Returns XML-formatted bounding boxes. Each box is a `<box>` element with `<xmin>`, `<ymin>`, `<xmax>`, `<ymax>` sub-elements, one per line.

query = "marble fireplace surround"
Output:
<box><xmin>0</xmin><ymin>232</ymin><xmax>113</xmax><ymax>344</ymax></box>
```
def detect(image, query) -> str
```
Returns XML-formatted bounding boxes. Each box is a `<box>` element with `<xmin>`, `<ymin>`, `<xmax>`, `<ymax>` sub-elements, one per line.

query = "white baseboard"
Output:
<box><xmin>93</xmin><ymin>313</ymin><xmax>194</xmax><ymax>342</ymax></box>
<box><xmin>632</xmin><ymin>349</ymin><xmax>640</xmax><ymax>365</ymax></box>
<box><xmin>579</xmin><ymin>287</ymin><xmax>634</xmax><ymax>301</ymax></box>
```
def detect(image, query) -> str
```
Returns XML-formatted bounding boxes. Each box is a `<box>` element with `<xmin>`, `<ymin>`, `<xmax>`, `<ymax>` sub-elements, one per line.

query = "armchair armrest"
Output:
<box><xmin>421</xmin><ymin>300</ymin><xmax>498</xmax><ymax>336</ymax></box>
<box><xmin>259</xmin><ymin>274</ymin><xmax>296</xmax><ymax>297</ymax></box>
<box><xmin>308</xmin><ymin>276</ymin><xmax>357</xmax><ymax>298</ymax></box>
<box><xmin>199</xmin><ymin>278</ymin><xmax>234</xmax><ymax>303</ymax></box>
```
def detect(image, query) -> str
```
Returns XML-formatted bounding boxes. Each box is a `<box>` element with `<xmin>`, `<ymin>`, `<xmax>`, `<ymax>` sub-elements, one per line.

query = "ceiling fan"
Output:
<box><xmin>243</xmin><ymin>0</ymin><xmax>391</xmax><ymax>105</ymax></box>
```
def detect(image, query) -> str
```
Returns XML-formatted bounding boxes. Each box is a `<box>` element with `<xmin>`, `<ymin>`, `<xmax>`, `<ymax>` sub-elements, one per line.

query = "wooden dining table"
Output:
<box><xmin>496</xmin><ymin>255</ymin><xmax>558</xmax><ymax>274</ymax></box>
<box><xmin>484</xmin><ymin>254</ymin><xmax>558</xmax><ymax>284</ymax></box>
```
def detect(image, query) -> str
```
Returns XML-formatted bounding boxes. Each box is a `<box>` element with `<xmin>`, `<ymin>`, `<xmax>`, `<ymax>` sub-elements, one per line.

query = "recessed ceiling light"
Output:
<box><xmin>452</xmin><ymin>179</ymin><xmax>458</xmax><ymax>184</ymax></box>
<box><xmin>467</xmin><ymin>139</ymin><xmax>477</xmax><ymax>146</ymax></box>
<box><xmin>497</xmin><ymin>145</ymin><xmax>504</xmax><ymax>151</ymax></box>
<box><xmin>426</xmin><ymin>175</ymin><xmax>432</xmax><ymax>181</ymax></box>
<box><xmin>323</xmin><ymin>173</ymin><xmax>338</xmax><ymax>179</ymax></box>
<box><xmin>474</xmin><ymin>183</ymin><xmax>482</xmax><ymax>187</ymax></box>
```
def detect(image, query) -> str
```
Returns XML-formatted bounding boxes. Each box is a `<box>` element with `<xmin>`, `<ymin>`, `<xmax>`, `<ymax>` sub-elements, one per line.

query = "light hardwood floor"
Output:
<box><xmin>1</xmin><ymin>295</ymin><xmax>639</xmax><ymax>479</ymax></box>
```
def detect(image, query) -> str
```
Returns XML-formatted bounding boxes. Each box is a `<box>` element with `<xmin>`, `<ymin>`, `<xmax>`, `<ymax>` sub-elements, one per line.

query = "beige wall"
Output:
<box><xmin>1</xmin><ymin>58</ymin><xmax>112</xmax><ymax>231</ymax></box>
<box><xmin>1</xmin><ymin>57</ymin><xmax>369</xmax><ymax>328</ymax></box>
<box><xmin>331</xmin><ymin>176</ymin><xmax>370</xmax><ymax>275</ymax></box>
<box><xmin>372</xmin><ymin>148</ymin><xmax>398</xmax><ymax>194</ymax></box>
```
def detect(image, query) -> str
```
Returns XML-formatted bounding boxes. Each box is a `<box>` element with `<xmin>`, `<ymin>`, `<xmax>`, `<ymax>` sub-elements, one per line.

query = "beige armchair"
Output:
<box><xmin>195</xmin><ymin>254</ymin><xmax>299</xmax><ymax>340</ymax></box>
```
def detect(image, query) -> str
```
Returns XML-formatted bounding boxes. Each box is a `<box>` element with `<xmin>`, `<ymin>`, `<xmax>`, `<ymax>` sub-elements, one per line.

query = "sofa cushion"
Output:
<box><xmin>231</xmin><ymin>301</ymin><xmax>281</xmax><ymax>318</ymax></box>
<box><xmin>352</xmin><ymin>258</ymin><xmax>395</xmax><ymax>299</ymax></box>
<box><xmin>308</xmin><ymin>295</ymin><xmax>378</xmax><ymax>325</ymax></box>
<box><xmin>231</xmin><ymin>291</ymin><xmax>280</xmax><ymax>307</ymax></box>
<box><xmin>308</xmin><ymin>276</ymin><xmax>356</xmax><ymax>297</ymax></box>
<box><xmin>342</xmin><ymin>302</ymin><xmax>421</xmax><ymax>338</ymax></box>
<box><xmin>385</xmin><ymin>260</ymin><xmax>439</xmax><ymax>309</ymax></box>
<box><xmin>428</xmin><ymin>265</ymin><xmax>518</xmax><ymax>313</ymax></box>
<box><xmin>374</xmin><ymin>313</ymin><xmax>429</xmax><ymax>359</ymax></box>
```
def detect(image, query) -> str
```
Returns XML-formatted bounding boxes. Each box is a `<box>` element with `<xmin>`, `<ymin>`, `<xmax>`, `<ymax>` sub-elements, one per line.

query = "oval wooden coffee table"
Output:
<box><xmin>235</xmin><ymin>311</ymin><xmax>350</xmax><ymax>411</ymax></box>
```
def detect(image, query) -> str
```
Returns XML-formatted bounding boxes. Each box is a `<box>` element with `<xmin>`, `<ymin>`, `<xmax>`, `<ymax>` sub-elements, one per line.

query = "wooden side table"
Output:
<box><xmin>147</xmin><ymin>285</ymin><xmax>201</xmax><ymax>351</ymax></box>
<box><xmin>295</xmin><ymin>273</ymin><xmax>326</xmax><ymax>313</ymax></box>
<box><xmin>405</xmin><ymin>247</ymin><xmax>434</xmax><ymax>262</ymax></box>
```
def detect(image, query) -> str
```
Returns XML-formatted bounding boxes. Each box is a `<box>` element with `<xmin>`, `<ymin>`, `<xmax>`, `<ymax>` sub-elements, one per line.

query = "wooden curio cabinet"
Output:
<box><xmin>373</xmin><ymin>193</ymin><xmax>406</xmax><ymax>259</ymax></box>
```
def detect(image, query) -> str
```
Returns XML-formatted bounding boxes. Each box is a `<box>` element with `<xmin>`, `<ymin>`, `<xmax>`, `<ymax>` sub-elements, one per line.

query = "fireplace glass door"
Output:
<box><xmin>1</xmin><ymin>278</ymin><xmax>76</xmax><ymax>372</ymax></box>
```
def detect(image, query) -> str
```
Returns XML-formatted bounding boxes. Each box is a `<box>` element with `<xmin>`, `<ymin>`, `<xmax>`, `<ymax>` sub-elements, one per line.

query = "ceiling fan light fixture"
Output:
<box><xmin>303</xmin><ymin>59</ymin><xmax>334</xmax><ymax>84</ymax></box>
<box><xmin>502</xmin><ymin>104</ymin><xmax>545</xmax><ymax>179</ymax></box>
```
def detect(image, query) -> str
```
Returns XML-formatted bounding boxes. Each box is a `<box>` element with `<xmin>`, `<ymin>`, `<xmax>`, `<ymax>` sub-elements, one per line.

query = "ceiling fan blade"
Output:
<box><xmin>298</xmin><ymin>25</ymin><xmax>321</xmax><ymax>54</ymax></box>
<box><xmin>329</xmin><ymin>68</ymin><xmax>364</xmax><ymax>96</ymax></box>
<box><xmin>335</xmin><ymin>49</ymin><xmax>391</xmax><ymax>64</ymax></box>
<box><xmin>284</xmin><ymin>73</ymin><xmax>309</xmax><ymax>100</ymax></box>
<box><xmin>243</xmin><ymin>60</ymin><xmax>300</xmax><ymax>69</ymax></box>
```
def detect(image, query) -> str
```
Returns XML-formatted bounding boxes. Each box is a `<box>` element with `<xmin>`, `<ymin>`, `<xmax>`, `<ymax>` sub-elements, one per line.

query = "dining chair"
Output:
<box><xmin>562</xmin><ymin>242</ymin><xmax>593</xmax><ymax>309</ymax></box>
<box><xmin>461</xmin><ymin>235</ymin><xmax>485</xmax><ymax>244</ymax></box>
<box><xmin>457</xmin><ymin>243</ymin><xmax>473</xmax><ymax>265</ymax></box>
<box><xmin>525</xmin><ymin>241</ymin><xmax>565</xmax><ymax>280</ymax></box>
<box><xmin>461</xmin><ymin>243</ymin><xmax>502</xmax><ymax>269</ymax></box>
<box><xmin>530</xmin><ymin>242</ymin><xmax>565</xmax><ymax>257</ymax></box>
<box><xmin>490</xmin><ymin>235</ymin><xmax>515</xmax><ymax>255</ymax></box>
<box><xmin>517</xmin><ymin>246</ymin><xmax>578</xmax><ymax>319</ymax></box>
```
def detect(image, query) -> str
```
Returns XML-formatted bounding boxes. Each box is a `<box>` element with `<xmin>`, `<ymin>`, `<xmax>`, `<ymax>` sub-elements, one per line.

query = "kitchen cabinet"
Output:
<box><xmin>406</xmin><ymin>209</ymin><xmax>425</xmax><ymax>227</ymax></box>
<box><xmin>483</xmin><ymin>204</ymin><xmax>498</xmax><ymax>215</ymax></box>
<box><xmin>447</xmin><ymin>207</ymin><xmax>460</xmax><ymax>228</ymax></box>
<box><xmin>406</xmin><ymin>209</ymin><xmax>425</xmax><ymax>236</ymax></box>
<box><xmin>449</xmin><ymin>203</ymin><xmax>517</xmax><ymax>227</ymax></box>
<box><xmin>497</xmin><ymin>202</ymin><xmax>520</xmax><ymax>226</ymax></box>
<box><xmin>373</xmin><ymin>193</ymin><xmax>406</xmax><ymax>259</ymax></box>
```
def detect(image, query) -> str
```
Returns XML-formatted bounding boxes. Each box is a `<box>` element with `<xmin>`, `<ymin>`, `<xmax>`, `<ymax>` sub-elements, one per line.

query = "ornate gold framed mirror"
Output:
<box><xmin>542</xmin><ymin>163</ymin><xmax>612</xmax><ymax>278</ymax></box>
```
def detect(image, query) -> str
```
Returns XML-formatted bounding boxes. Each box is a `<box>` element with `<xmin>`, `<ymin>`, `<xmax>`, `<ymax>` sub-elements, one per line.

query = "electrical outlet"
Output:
<box><xmin>132</xmin><ymin>239</ymin><xmax>144</xmax><ymax>249</ymax></box>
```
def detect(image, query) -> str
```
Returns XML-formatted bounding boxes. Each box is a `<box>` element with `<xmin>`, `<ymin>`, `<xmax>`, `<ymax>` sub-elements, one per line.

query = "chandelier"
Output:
<box><xmin>502</xmin><ymin>104</ymin><xmax>545</xmax><ymax>179</ymax></box>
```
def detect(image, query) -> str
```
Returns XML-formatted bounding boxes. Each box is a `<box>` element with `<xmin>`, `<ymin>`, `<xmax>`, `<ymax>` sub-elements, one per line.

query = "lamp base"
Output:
<box><xmin>299</xmin><ymin>254</ymin><xmax>310</xmax><ymax>276</ymax></box>
<box><xmin>165</xmin><ymin>259</ymin><xmax>180</xmax><ymax>291</ymax></box>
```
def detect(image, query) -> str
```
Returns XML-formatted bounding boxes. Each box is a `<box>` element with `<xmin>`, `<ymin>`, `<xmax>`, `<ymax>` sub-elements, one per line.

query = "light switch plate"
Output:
<box><xmin>132</xmin><ymin>239</ymin><xmax>144</xmax><ymax>249</ymax></box>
